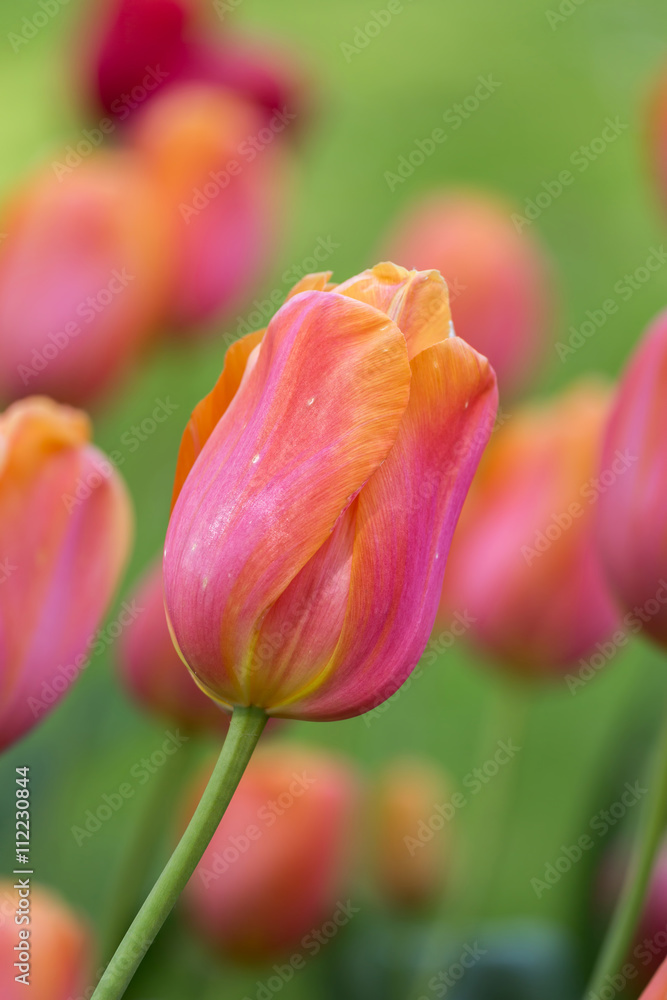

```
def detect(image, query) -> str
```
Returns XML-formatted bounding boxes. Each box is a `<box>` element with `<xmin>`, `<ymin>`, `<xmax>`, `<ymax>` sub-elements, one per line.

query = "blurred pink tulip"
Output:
<box><xmin>648</xmin><ymin>67</ymin><xmax>667</xmax><ymax>212</ymax></box>
<box><xmin>0</xmin><ymin>155</ymin><xmax>171</xmax><ymax>406</ymax></box>
<box><xmin>0</xmin><ymin>879</ymin><xmax>92</xmax><ymax>999</ymax></box>
<box><xmin>88</xmin><ymin>0</ymin><xmax>310</xmax><ymax>128</ymax></box>
<box><xmin>0</xmin><ymin>397</ymin><xmax>132</xmax><ymax>750</ymax></box>
<box><xmin>118</xmin><ymin>560</ymin><xmax>232</xmax><ymax>735</ymax></box>
<box><xmin>437</xmin><ymin>381</ymin><xmax>621</xmax><ymax>677</ymax></box>
<box><xmin>183</xmin><ymin>743</ymin><xmax>358</xmax><ymax>961</ymax></box>
<box><xmin>164</xmin><ymin>263</ymin><xmax>497</xmax><ymax>720</ymax></box>
<box><xmin>382</xmin><ymin>190</ymin><xmax>553</xmax><ymax>397</ymax></box>
<box><xmin>596</xmin><ymin>311</ymin><xmax>667</xmax><ymax>649</ymax></box>
<box><xmin>129</xmin><ymin>82</ymin><xmax>290</xmax><ymax>331</ymax></box>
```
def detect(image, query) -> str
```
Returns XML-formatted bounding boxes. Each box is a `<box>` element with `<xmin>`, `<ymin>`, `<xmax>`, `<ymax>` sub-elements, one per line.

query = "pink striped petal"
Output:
<box><xmin>270</xmin><ymin>336</ymin><xmax>497</xmax><ymax>720</ymax></box>
<box><xmin>164</xmin><ymin>290</ymin><xmax>411</xmax><ymax>708</ymax></box>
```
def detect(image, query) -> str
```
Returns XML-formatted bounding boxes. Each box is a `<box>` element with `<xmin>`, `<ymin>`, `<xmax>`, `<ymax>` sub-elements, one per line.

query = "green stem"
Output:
<box><xmin>91</xmin><ymin>705</ymin><xmax>268</xmax><ymax>1000</ymax></box>
<box><xmin>584</xmin><ymin>708</ymin><xmax>667</xmax><ymax>1000</ymax></box>
<box><xmin>103</xmin><ymin>734</ymin><xmax>194</xmax><ymax>959</ymax></box>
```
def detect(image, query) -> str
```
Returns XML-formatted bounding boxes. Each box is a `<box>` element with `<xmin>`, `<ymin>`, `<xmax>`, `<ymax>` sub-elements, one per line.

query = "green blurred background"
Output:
<box><xmin>2</xmin><ymin>0</ymin><xmax>667</xmax><ymax>996</ymax></box>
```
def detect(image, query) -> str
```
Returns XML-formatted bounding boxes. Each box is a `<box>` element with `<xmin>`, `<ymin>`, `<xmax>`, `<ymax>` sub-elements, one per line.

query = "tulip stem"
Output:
<box><xmin>584</xmin><ymin>707</ymin><xmax>667</xmax><ymax>1000</ymax></box>
<box><xmin>90</xmin><ymin>705</ymin><xmax>268</xmax><ymax>1000</ymax></box>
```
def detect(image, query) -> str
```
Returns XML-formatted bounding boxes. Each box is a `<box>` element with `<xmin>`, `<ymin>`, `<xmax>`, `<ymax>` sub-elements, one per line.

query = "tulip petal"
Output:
<box><xmin>171</xmin><ymin>328</ymin><xmax>264</xmax><ymax>508</ymax></box>
<box><xmin>164</xmin><ymin>290</ymin><xmax>411</xmax><ymax>706</ymax></box>
<box><xmin>335</xmin><ymin>262</ymin><xmax>452</xmax><ymax>360</ymax></box>
<box><xmin>271</xmin><ymin>337</ymin><xmax>497</xmax><ymax>720</ymax></box>
<box><xmin>286</xmin><ymin>272</ymin><xmax>333</xmax><ymax>297</ymax></box>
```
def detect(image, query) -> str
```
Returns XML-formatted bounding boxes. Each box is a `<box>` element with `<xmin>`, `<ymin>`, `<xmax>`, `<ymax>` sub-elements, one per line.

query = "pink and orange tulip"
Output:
<box><xmin>118</xmin><ymin>560</ymin><xmax>231</xmax><ymax>735</ymax></box>
<box><xmin>596</xmin><ymin>311</ymin><xmax>667</xmax><ymax>648</ymax></box>
<box><xmin>438</xmin><ymin>381</ymin><xmax>621</xmax><ymax>676</ymax></box>
<box><xmin>0</xmin><ymin>879</ymin><xmax>92</xmax><ymax>998</ymax></box>
<box><xmin>373</xmin><ymin>758</ymin><xmax>451</xmax><ymax>911</ymax></box>
<box><xmin>164</xmin><ymin>262</ymin><xmax>498</xmax><ymax>720</ymax></box>
<box><xmin>640</xmin><ymin>955</ymin><xmax>667</xmax><ymax>1000</ymax></box>
<box><xmin>382</xmin><ymin>190</ymin><xmax>553</xmax><ymax>397</ymax></box>
<box><xmin>0</xmin><ymin>397</ymin><xmax>132</xmax><ymax>749</ymax></box>
<box><xmin>183</xmin><ymin>743</ymin><xmax>358</xmax><ymax>961</ymax></box>
<box><xmin>129</xmin><ymin>83</ymin><xmax>288</xmax><ymax>330</ymax></box>
<box><xmin>0</xmin><ymin>156</ymin><xmax>171</xmax><ymax>406</ymax></box>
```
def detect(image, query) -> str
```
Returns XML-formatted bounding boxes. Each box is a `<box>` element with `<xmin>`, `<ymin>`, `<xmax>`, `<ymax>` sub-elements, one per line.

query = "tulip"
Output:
<box><xmin>373</xmin><ymin>757</ymin><xmax>451</xmax><ymax>911</ymax></box>
<box><xmin>640</xmin><ymin>954</ymin><xmax>667</xmax><ymax>1000</ymax></box>
<box><xmin>118</xmin><ymin>560</ymin><xmax>232</xmax><ymax>735</ymax></box>
<box><xmin>0</xmin><ymin>155</ymin><xmax>171</xmax><ymax>406</ymax></box>
<box><xmin>129</xmin><ymin>82</ymin><xmax>289</xmax><ymax>330</ymax></box>
<box><xmin>88</xmin><ymin>0</ymin><xmax>309</xmax><ymax>128</ymax></box>
<box><xmin>596</xmin><ymin>311</ymin><xmax>667</xmax><ymax>648</ymax></box>
<box><xmin>382</xmin><ymin>190</ymin><xmax>553</xmax><ymax>397</ymax></box>
<box><xmin>0</xmin><ymin>397</ymin><xmax>132</xmax><ymax>749</ymax></box>
<box><xmin>437</xmin><ymin>381</ymin><xmax>621</xmax><ymax>676</ymax></box>
<box><xmin>164</xmin><ymin>261</ymin><xmax>498</xmax><ymax>720</ymax></box>
<box><xmin>182</xmin><ymin>743</ymin><xmax>358</xmax><ymax>961</ymax></box>
<box><xmin>597</xmin><ymin>837</ymin><xmax>667</xmax><ymax>988</ymax></box>
<box><xmin>648</xmin><ymin>67</ymin><xmax>667</xmax><ymax>212</ymax></box>
<box><xmin>0</xmin><ymin>879</ymin><xmax>92</xmax><ymax>998</ymax></box>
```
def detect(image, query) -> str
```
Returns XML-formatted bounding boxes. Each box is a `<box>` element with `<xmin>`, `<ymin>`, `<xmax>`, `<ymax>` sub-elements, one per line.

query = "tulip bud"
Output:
<box><xmin>596</xmin><ymin>311</ymin><xmax>667</xmax><ymax>648</ymax></box>
<box><xmin>118</xmin><ymin>560</ymin><xmax>231</xmax><ymax>735</ymax></box>
<box><xmin>0</xmin><ymin>397</ymin><xmax>133</xmax><ymax>749</ymax></box>
<box><xmin>129</xmin><ymin>82</ymin><xmax>289</xmax><ymax>330</ymax></box>
<box><xmin>164</xmin><ymin>262</ymin><xmax>497</xmax><ymax>720</ymax></box>
<box><xmin>0</xmin><ymin>879</ymin><xmax>92</xmax><ymax>999</ymax></box>
<box><xmin>373</xmin><ymin>758</ymin><xmax>451</xmax><ymax>911</ymax></box>
<box><xmin>382</xmin><ymin>190</ymin><xmax>553</xmax><ymax>397</ymax></box>
<box><xmin>0</xmin><ymin>155</ymin><xmax>171</xmax><ymax>406</ymax></box>
<box><xmin>183</xmin><ymin>743</ymin><xmax>358</xmax><ymax>961</ymax></box>
<box><xmin>438</xmin><ymin>381</ymin><xmax>621</xmax><ymax>677</ymax></box>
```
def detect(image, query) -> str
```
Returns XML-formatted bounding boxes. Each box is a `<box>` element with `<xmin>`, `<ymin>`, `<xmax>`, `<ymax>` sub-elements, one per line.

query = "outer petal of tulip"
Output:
<box><xmin>596</xmin><ymin>311</ymin><xmax>667</xmax><ymax>648</ymax></box>
<box><xmin>640</xmin><ymin>955</ymin><xmax>667</xmax><ymax>1000</ymax></box>
<box><xmin>165</xmin><ymin>263</ymin><xmax>497</xmax><ymax>720</ymax></box>
<box><xmin>182</xmin><ymin>744</ymin><xmax>358</xmax><ymax>961</ymax></box>
<box><xmin>438</xmin><ymin>381</ymin><xmax>621</xmax><ymax>676</ymax></box>
<box><xmin>129</xmin><ymin>83</ymin><xmax>289</xmax><ymax>331</ymax></box>
<box><xmin>118</xmin><ymin>561</ymin><xmax>231</xmax><ymax>735</ymax></box>
<box><xmin>0</xmin><ymin>398</ymin><xmax>132</xmax><ymax>749</ymax></box>
<box><xmin>165</xmin><ymin>289</ymin><xmax>412</xmax><ymax>709</ymax></box>
<box><xmin>382</xmin><ymin>190</ymin><xmax>553</xmax><ymax>396</ymax></box>
<box><xmin>0</xmin><ymin>155</ymin><xmax>171</xmax><ymax>406</ymax></box>
<box><xmin>0</xmin><ymin>879</ymin><xmax>92</xmax><ymax>999</ymax></box>
<box><xmin>374</xmin><ymin>757</ymin><xmax>451</xmax><ymax>911</ymax></box>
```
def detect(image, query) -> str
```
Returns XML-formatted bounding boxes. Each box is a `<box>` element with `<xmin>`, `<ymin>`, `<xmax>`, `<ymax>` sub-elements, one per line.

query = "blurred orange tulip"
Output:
<box><xmin>0</xmin><ymin>397</ymin><xmax>132</xmax><ymax>749</ymax></box>
<box><xmin>0</xmin><ymin>879</ymin><xmax>92</xmax><ymax>999</ymax></box>
<box><xmin>437</xmin><ymin>381</ymin><xmax>621</xmax><ymax>677</ymax></box>
<box><xmin>0</xmin><ymin>155</ymin><xmax>171</xmax><ymax>406</ymax></box>
<box><xmin>183</xmin><ymin>743</ymin><xmax>358</xmax><ymax>961</ymax></box>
